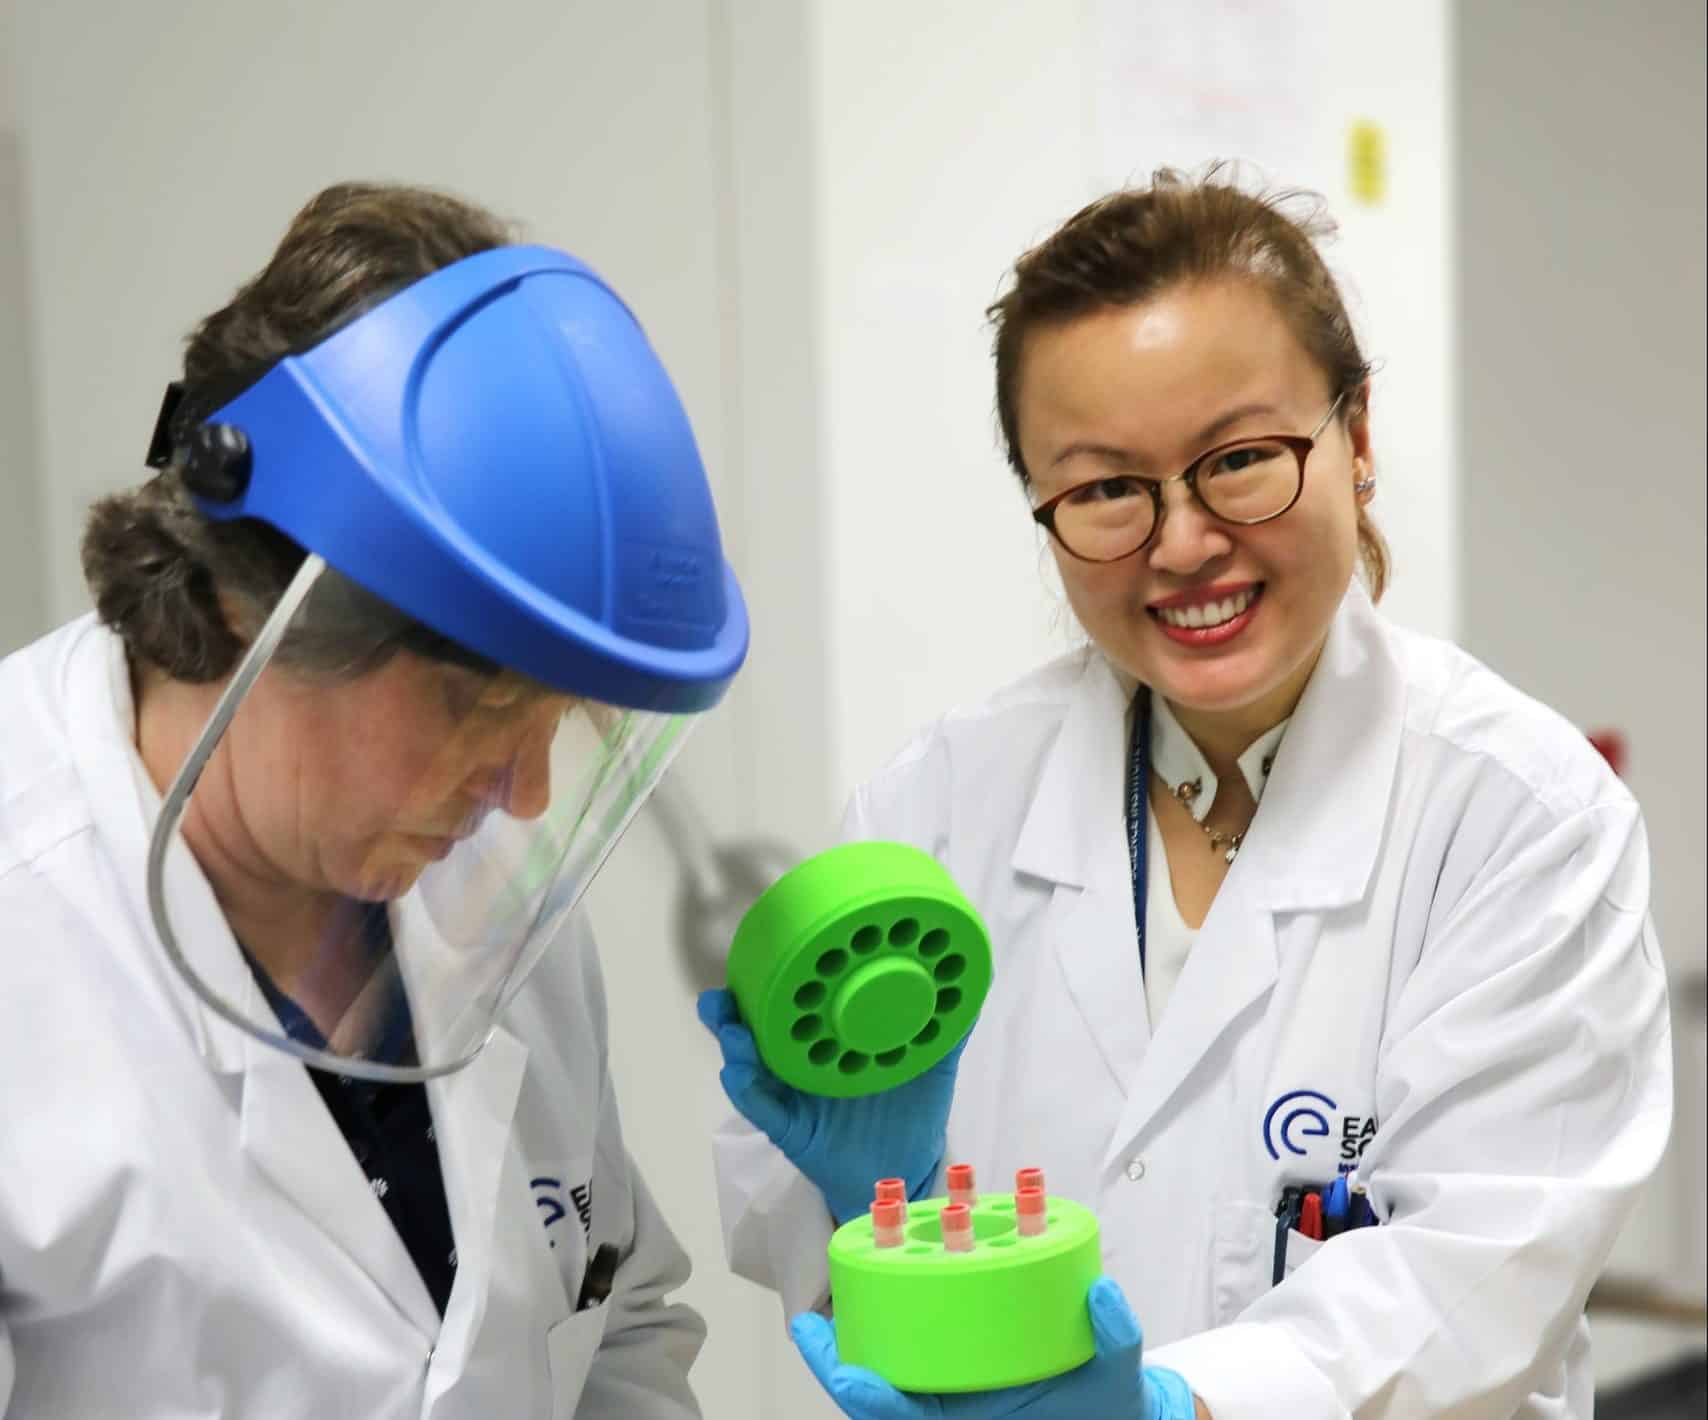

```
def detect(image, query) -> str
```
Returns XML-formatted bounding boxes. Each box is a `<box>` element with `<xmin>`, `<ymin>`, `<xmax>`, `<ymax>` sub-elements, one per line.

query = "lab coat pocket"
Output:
<box><xmin>547</xmin><ymin>1305</ymin><xmax>610</xmax><ymax>1420</ymax></box>
<box><xmin>1211</xmin><ymin>1200</ymin><xmax>1322</xmax><ymax>1323</ymax></box>
<box><xmin>1278</xmin><ymin>1228</ymin><xmax>1324</xmax><ymax>1278</ymax></box>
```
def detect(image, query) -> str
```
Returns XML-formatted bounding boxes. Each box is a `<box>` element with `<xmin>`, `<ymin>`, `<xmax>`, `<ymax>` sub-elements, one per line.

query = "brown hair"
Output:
<box><xmin>82</xmin><ymin>181</ymin><xmax>517</xmax><ymax>682</ymax></box>
<box><xmin>987</xmin><ymin>167</ymin><xmax>1389</xmax><ymax>599</ymax></box>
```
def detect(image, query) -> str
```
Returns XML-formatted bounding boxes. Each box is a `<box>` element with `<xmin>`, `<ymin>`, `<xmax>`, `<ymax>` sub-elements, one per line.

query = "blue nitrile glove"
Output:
<box><xmin>789</xmin><ymin>1276</ymin><xmax>1197</xmax><ymax>1420</ymax></box>
<box><xmin>698</xmin><ymin>987</ymin><xmax>964</xmax><ymax>1225</ymax></box>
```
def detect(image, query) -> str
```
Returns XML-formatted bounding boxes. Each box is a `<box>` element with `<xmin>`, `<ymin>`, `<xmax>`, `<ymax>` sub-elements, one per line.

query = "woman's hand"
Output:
<box><xmin>788</xmin><ymin>1276</ymin><xmax>1200</xmax><ymax>1419</ymax></box>
<box><xmin>697</xmin><ymin>988</ymin><xmax>964</xmax><ymax>1225</ymax></box>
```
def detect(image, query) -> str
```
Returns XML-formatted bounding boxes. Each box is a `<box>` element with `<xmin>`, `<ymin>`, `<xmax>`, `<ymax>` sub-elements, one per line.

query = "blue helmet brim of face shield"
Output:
<box><xmin>182</xmin><ymin>245</ymin><xmax>749</xmax><ymax>713</ymax></box>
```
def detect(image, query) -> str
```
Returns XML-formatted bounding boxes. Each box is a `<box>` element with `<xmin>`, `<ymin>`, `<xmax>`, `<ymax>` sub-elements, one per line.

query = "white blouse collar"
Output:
<box><xmin>1148</xmin><ymin>693</ymin><xmax>1290</xmax><ymax>824</ymax></box>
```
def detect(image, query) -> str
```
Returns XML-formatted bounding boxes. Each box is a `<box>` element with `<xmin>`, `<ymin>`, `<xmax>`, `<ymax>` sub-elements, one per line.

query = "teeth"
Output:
<box><xmin>1158</xmin><ymin>588</ymin><xmax>1255</xmax><ymax>629</ymax></box>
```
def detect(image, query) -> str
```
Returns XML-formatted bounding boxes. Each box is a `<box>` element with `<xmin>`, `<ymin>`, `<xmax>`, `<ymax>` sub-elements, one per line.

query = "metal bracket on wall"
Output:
<box><xmin>644</xmin><ymin>770</ymin><xmax>800</xmax><ymax>994</ymax></box>
<box><xmin>1587</xmin><ymin>1275</ymin><xmax>1708</xmax><ymax>1329</ymax></box>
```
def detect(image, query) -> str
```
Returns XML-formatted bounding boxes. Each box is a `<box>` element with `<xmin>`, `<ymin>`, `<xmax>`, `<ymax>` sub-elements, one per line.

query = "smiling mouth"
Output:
<box><xmin>1149</xmin><ymin>584</ymin><xmax>1263</xmax><ymax>630</ymax></box>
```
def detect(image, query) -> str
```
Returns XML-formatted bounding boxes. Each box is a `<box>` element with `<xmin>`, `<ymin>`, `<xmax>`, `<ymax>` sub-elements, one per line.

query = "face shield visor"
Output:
<box><xmin>142</xmin><ymin>246</ymin><xmax>748</xmax><ymax>1082</ymax></box>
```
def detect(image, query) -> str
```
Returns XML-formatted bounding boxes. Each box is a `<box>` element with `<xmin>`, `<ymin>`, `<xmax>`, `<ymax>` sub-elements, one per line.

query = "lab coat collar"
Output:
<box><xmin>1235</xmin><ymin>581</ymin><xmax>1406</xmax><ymax>912</ymax></box>
<box><xmin>63</xmin><ymin>620</ymin><xmax>258</xmax><ymax>1075</ymax></box>
<box><xmin>1010</xmin><ymin>582</ymin><xmax>1405</xmax><ymax>913</ymax></box>
<box><xmin>1011</xmin><ymin>650</ymin><xmax>1128</xmax><ymax>890</ymax></box>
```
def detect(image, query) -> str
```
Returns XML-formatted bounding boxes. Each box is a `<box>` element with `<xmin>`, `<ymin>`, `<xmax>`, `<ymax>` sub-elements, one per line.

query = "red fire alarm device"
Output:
<box><xmin>1586</xmin><ymin>729</ymin><xmax>1628</xmax><ymax>779</ymax></box>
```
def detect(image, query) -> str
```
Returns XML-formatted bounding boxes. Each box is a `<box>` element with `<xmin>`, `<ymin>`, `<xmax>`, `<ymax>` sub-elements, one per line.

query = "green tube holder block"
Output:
<box><xmin>726</xmin><ymin>841</ymin><xmax>993</xmax><ymax>1099</ymax></box>
<box><xmin>828</xmin><ymin>1193</ymin><xmax>1102</xmax><ymax>1392</ymax></box>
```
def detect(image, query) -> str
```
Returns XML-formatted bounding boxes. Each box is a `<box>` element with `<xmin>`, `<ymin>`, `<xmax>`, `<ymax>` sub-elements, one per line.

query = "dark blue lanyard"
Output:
<box><xmin>1125</xmin><ymin>686</ymin><xmax>1152</xmax><ymax>976</ymax></box>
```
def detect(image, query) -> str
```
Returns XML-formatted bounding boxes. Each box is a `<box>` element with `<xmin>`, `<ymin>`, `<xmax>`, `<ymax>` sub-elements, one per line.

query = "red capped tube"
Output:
<box><xmin>874</xmin><ymin>1177</ymin><xmax>907</xmax><ymax>1208</ymax></box>
<box><xmin>1016</xmin><ymin>1185</ymin><xmax>1047</xmax><ymax>1237</ymax></box>
<box><xmin>940</xmin><ymin>1201</ymin><xmax>975</xmax><ymax>1253</ymax></box>
<box><xmin>946</xmin><ymin>1163</ymin><xmax>978</xmax><ymax>1209</ymax></box>
<box><xmin>872</xmin><ymin>1198</ymin><xmax>905</xmax><ymax>1249</ymax></box>
<box><xmin>1015</xmin><ymin>1167</ymin><xmax>1045</xmax><ymax>1195</ymax></box>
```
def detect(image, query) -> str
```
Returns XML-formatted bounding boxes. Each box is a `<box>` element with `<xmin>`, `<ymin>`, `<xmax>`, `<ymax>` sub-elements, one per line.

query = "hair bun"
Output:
<box><xmin>81</xmin><ymin>479</ymin><xmax>245</xmax><ymax>682</ymax></box>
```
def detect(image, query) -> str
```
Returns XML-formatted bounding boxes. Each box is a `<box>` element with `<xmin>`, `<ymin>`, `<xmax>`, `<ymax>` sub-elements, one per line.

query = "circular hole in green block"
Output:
<box><xmin>905</xmin><ymin>1245</ymin><xmax>934</xmax><ymax>1256</ymax></box>
<box><xmin>933</xmin><ymin>954</ymin><xmax>966</xmax><ymax>983</ymax></box>
<box><xmin>912</xmin><ymin>1019</ymin><xmax>940</xmax><ymax>1047</ymax></box>
<box><xmin>851</xmin><ymin>924</ymin><xmax>882</xmax><ymax>955</ymax></box>
<box><xmin>986</xmin><ymin>1238</ymin><xmax>1016</xmax><ymax>1249</ymax></box>
<box><xmin>988</xmin><ymin>1198</ymin><xmax>1014</xmax><ymax>1212</ymax></box>
<box><xmin>816</xmin><ymin>948</ymin><xmax>849</xmax><ymax>978</ymax></box>
<box><xmin>838</xmin><ymin>1050</ymin><xmax>870</xmax><ymax>1075</ymax></box>
<box><xmin>876</xmin><ymin>1046</ymin><xmax>906</xmax><ymax>1068</ymax></box>
<box><xmin>888</xmin><ymin>918</ymin><xmax>920</xmax><ymax>947</ymax></box>
<box><xmin>1047</xmin><ymin>1212</ymin><xmax>1060</xmax><ymax>1225</ymax></box>
<box><xmin>935</xmin><ymin>986</ymin><xmax>963</xmax><ymax>1014</ymax></box>
<box><xmin>808</xmin><ymin>1039</ymin><xmax>837</xmax><ymax>1066</ymax></box>
<box><xmin>791</xmin><ymin>1014</ymin><xmax>823</xmax><ymax>1042</ymax></box>
<box><xmin>794</xmin><ymin>981</ymin><xmax>827</xmax><ymax>1009</ymax></box>
<box><xmin>918</xmin><ymin>928</ymin><xmax>950</xmax><ymax>958</ymax></box>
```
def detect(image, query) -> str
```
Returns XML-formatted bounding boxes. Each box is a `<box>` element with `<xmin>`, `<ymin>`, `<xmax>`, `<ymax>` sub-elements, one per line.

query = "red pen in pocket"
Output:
<box><xmin>1299</xmin><ymin>1191</ymin><xmax>1324</xmax><ymax>1242</ymax></box>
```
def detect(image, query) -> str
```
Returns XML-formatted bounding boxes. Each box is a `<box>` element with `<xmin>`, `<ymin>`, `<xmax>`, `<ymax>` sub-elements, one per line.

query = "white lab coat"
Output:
<box><xmin>713</xmin><ymin>585</ymin><xmax>1672</xmax><ymax>1419</ymax></box>
<box><xmin>0</xmin><ymin>617</ymin><xmax>704</xmax><ymax>1419</ymax></box>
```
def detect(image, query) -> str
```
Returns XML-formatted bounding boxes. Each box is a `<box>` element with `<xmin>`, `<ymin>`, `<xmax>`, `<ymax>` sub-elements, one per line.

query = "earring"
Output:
<box><xmin>1354</xmin><ymin>477</ymin><xmax>1376</xmax><ymax>495</ymax></box>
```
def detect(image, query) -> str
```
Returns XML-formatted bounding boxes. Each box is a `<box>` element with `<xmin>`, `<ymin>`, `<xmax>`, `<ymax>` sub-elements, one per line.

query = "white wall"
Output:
<box><xmin>1087</xmin><ymin>0</ymin><xmax>1457</xmax><ymax>646</ymax></box>
<box><xmin>814</xmin><ymin>2</ymin><xmax>1098</xmax><ymax>805</ymax></box>
<box><xmin>816</xmin><ymin>0</ymin><xmax>1455</xmax><ymax>806</ymax></box>
<box><xmin>1457</xmin><ymin>0</ymin><xmax>1707</xmax><ymax>1388</ymax></box>
<box><xmin>0</xmin><ymin>0</ymin><xmax>47</xmax><ymax>656</ymax></box>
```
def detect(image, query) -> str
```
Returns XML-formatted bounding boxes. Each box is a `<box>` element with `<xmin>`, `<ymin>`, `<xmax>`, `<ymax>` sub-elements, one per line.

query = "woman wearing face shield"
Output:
<box><xmin>0</xmin><ymin>182</ymin><xmax>748</xmax><ymax>1418</ymax></box>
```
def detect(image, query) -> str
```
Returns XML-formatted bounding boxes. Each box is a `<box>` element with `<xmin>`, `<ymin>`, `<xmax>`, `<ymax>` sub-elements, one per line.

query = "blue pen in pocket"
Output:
<box><xmin>1322</xmin><ymin>1175</ymin><xmax>1350</xmax><ymax>1239</ymax></box>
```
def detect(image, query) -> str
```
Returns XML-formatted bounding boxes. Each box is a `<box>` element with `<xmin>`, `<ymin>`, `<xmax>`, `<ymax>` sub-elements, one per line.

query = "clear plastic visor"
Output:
<box><xmin>147</xmin><ymin>555</ymin><xmax>694</xmax><ymax>1081</ymax></box>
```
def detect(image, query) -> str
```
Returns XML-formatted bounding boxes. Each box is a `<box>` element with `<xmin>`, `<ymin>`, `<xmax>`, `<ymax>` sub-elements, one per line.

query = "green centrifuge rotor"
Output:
<box><xmin>725</xmin><ymin>841</ymin><xmax>993</xmax><ymax>1099</ymax></box>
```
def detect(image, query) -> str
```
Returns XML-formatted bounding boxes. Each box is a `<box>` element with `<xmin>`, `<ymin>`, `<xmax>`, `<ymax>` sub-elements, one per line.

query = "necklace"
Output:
<box><xmin>1159</xmin><ymin>751</ymin><xmax>1275</xmax><ymax>864</ymax></box>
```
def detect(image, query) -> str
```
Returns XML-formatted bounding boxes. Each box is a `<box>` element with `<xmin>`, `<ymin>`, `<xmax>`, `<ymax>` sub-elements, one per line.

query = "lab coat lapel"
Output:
<box><xmin>1102</xmin><ymin>871</ymin><xmax>1278</xmax><ymax>1170</ymax></box>
<box><xmin>1012</xmin><ymin>654</ymin><xmax>1154</xmax><ymax>1096</ymax></box>
<box><xmin>239</xmin><ymin>1039</ymin><xmax>443</xmax><ymax>1340</ymax></box>
<box><xmin>421</xmin><ymin>1026</ymin><xmax>528</xmax><ymax>1375</ymax></box>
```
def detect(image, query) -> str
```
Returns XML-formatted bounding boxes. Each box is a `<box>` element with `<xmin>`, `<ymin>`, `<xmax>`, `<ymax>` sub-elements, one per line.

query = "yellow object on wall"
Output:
<box><xmin>1348</xmin><ymin>120</ymin><xmax>1388</xmax><ymax>206</ymax></box>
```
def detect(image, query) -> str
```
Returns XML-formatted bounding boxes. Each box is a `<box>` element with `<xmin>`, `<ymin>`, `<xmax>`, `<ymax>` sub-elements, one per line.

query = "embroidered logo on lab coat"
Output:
<box><xmin>532</xmin><ymin>1175</ymin><xmax>593</xmax><ymax>1248</ymax></box>
<box><xmin>1264</xmin><ymin>1091</ymin><xmax>1378</xmax><ymax>1171</ymax></box>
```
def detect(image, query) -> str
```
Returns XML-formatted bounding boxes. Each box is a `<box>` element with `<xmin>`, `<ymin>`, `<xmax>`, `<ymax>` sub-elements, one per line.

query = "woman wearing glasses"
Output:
<box><xmin>706</xmin><ymin>171</ymin><xmax>1671</xmax><ymax>1418</ymax></box>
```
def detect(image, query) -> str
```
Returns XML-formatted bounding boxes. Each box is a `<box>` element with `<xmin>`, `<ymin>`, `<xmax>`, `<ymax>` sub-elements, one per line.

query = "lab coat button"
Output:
<box><xmin>1125</xmin><ymin>1158</ymin><xmax>1146</xmax><ymax>1181</ymax></box>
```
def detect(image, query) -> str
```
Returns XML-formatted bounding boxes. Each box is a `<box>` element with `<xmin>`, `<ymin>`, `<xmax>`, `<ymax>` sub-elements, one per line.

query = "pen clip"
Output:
<box><xmin>1271</xmin><ymin>1186</ymin><xmax>1304</xmax><ymax>1287</ymax></box>
<box><xmin>576</xmin><ymin>1242</ymin><xmax>621</xmax><ymax>1312</ymax></box>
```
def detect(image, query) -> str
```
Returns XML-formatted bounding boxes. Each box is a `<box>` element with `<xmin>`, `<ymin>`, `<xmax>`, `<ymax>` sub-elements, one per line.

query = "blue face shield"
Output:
<box><xmin>143</xmin><ymin>246</ymin><xmax>749</xmax><ymax>1081</ymax></box>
